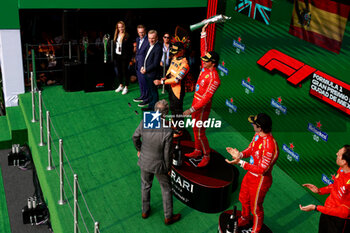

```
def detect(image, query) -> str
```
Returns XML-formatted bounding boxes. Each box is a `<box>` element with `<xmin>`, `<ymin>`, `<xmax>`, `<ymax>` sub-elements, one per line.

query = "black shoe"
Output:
<box><xmin>141</xmin><ymin>107</ymin><xmax>153</xmax><ymax>111</ymax></box>
<box><xmin>164</xmin><ymin>213</ymin><xmax>181</xmax><ymax>225</ymax></box>
<box><xmin>133</xmin><ymin>97</ymin><xmax>143</xmax><ymax>103</ymax></box>
<box><xmin>138</xmin><ymin>101</ymin><xmax>149</xmax><ymax>107</ymax></box>
<box><xmin>142</xmin><ymin>209</ymin><xmax>150</xmax><ymax>219</ymax></box>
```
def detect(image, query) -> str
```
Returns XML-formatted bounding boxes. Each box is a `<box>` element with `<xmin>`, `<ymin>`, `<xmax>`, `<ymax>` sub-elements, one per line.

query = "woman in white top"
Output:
<box><xmin>113</xmin><ymin>21</ymin><xmax>133</xmax><ymax>95</ymax></box>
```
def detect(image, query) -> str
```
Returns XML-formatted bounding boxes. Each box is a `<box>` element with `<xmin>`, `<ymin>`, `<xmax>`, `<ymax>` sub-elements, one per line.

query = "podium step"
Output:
<box><xmin>171</xmin><ymin>140</ymin><xmax>239</xmax><ymax>213</ymax></box>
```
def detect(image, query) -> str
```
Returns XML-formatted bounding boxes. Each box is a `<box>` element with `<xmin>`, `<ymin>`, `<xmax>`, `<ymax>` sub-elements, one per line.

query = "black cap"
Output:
<box><xmin>170</xmin><ymin>42</ymin><xmax>184</xmax><ymax>54</ymax></box>
<box><xmin>201</xmin><ymin>51</ymin><xmax>219</xmax><ymax>63</ymax></box>
<box><xmin>248</xmin><ymin>113</ymin><xmax>272</xmax><ymax>133</ymax></box>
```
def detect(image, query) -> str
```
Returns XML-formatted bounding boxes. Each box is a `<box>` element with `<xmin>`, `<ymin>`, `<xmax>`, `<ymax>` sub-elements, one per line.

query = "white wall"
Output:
<box><xmin>0</xmin><ymin>29</ymin><xmax>25</xmax><ymax>107</ymax></box>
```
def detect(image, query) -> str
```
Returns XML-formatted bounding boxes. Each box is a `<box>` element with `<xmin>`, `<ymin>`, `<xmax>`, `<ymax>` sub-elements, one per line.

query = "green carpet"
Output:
<box><xmin>0</xmin><ymin>166</ymin><xmax>11</xmax><ymax>233</ymax></box>
<box><xmin>16</xmin><ymin>84</ymin><xmax>321</xmax><ymax>233</ymax></box>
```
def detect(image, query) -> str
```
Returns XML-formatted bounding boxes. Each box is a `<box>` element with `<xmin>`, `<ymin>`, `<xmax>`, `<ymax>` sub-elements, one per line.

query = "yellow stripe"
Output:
<box><xmin>292</xmin><ymin>1</ymin><xmax>348</xmax><ymax>41</ymax></box>
<box><xmin>253</xmin><ymin>176</ymin><xmax>264</xmax><ymax>232</ymax></box>
<box><xmin>205</xmin><ymin>74</ymin><xmax>213</xmax><ymax>96</ymax></box>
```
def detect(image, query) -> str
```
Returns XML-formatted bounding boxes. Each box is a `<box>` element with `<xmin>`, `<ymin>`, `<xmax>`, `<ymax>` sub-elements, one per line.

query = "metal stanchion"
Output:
<box><xmin>46</xmin><ymin>111</ymin><xmax>54</xmax><ymax>170</ymax></box>
<box><xmin>94</xmin><ymin>222</ymin><xmax>99</xmax><ymax>233</ymax></box>
<box><xmin>74</xmin><ymin>174</ymin><xmax>78</xmax><ymax>233</ymax></box>
<box><xmin>31</xmin><ymin>72</ymin><xmax>37</xmax><ymax>123</ymax></box>
<box><xmin>31</xmin><ymin>49</ymin><xmax>38</xmax><ymax>92</ymax></box>
<box><xmin>58</xmin><ymin>139</ymin><xmax>66</xmax><ymax>205</ymax></box>
<box><xmin>38</xmin><ymin>91</ymin><xmax>45</xmax><ymax>146</ymax></box>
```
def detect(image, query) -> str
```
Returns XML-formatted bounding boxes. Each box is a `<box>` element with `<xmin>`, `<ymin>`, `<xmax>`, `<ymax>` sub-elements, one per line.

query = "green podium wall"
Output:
<box><xmin>213</xmin><ymin>0</ymin><xmax>350</xmax><ymax>202</ymax></box>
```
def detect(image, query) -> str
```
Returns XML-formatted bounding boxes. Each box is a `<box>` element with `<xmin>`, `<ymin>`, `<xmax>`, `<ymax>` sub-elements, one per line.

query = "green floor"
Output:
<box><xmin>14</xmin><ymin>84</ymin><xmax>321</xmax><ymax>233</ymax></box>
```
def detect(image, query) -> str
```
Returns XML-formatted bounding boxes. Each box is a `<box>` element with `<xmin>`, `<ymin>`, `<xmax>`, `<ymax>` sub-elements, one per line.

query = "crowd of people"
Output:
<box><xmin>130</xmin><ymin>23</ymin><xmax>350</xmax><ymax>233</ymax></box>
<box><xmin>112</xmin><ymin>22</ymin><xmax>198</xmax><ymax>110</ymax></box>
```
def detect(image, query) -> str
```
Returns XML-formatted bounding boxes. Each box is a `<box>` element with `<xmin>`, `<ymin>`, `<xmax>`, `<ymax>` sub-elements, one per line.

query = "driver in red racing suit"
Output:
<box><xmin>226</xmin><ymin>113</ymin><xmax>279</xmax><ymax>233</ymax></box>
<box><xmin>183</xmin><ymin>23</ymin><xmax>221</xmax><ymax>168</ymax></box>
<box><xmin>300</xmin><ymin>145</ymin><xmax>350</xmax><ymax>233</ymax></box>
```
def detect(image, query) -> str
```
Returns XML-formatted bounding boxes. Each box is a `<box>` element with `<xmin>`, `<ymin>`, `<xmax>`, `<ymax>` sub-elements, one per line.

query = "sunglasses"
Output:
<box><xmin>163</xmin><ymin>36</ymin><xmax>170</xmax><ymax>39</ymax></box>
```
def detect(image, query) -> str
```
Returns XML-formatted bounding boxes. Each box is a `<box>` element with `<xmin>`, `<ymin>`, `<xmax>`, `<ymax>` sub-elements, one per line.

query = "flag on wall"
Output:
<box><xmin>235</xmin><ymin>0</ymin><xmax>273</xmax><ymax>25</ymax></box>
<box><xmin>289</xmin><ymin>0</ymin><xmax>350</xmax><ymax>54</ymax></box>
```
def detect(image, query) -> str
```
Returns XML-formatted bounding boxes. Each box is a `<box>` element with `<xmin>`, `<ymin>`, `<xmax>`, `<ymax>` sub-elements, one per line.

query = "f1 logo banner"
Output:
<box><xmin>257</xmin><ymin>49</ymin><xmax>316</xmax><ymax>86</ymax></box>
<box><xmin>257</xmin><ymin>49</ymin><xmax>350</xmax><ymax>115</ymax></box>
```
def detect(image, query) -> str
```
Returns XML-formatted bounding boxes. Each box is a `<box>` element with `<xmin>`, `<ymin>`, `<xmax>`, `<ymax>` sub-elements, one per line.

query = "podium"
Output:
<box><xmin>84</xmin><ymin>62</ymin><xmax>114</xmax><ymax>92</ymax></box>
<box><xmin>171</xmin><ymin>141</ymin><xmax>239</xmax><ymax>213</ymax></box>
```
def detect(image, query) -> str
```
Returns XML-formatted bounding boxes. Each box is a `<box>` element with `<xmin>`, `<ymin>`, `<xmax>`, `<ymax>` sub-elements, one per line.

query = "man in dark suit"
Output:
<box><xmin>132</xmin><ymin>99</ymin><xmax>181</xmax><ymax>225</ymax></box>
<box><xmin>134</xmin><ymin>25</ymin><xmax>150</xmax><ymax>104</ymax></box>
<box><xmin>140</xmin><ymin>30</ymin><xmax>162</xmax><ymax>111</ymax></box>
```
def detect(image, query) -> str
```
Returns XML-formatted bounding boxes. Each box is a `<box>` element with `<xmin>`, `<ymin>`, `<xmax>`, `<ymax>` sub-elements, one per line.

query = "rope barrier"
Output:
<box><xmin>30</xmin><ymin>86</ymin><xmax>100</xmax><ymax>231</ymax></box>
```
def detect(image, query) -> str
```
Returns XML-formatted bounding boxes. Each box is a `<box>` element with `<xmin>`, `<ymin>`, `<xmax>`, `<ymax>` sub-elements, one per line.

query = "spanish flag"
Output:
<box><xmin>289</xmin><ymin>0</ymin><xmax>350</xmax><ymax>54</ymax></box>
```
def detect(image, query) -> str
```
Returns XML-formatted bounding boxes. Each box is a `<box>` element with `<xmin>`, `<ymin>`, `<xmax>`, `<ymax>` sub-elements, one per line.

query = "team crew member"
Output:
<box><xmin>154</xmin><ymin>42</ymin><xmax>189</xmax><ymax>137</ymax></box>
<box><xmin>300</xmin><ymin>145</ymin><xmax>350</xmax><ymax>233</ymax></box>
<box><xmin>183</xmin><ymin>23</ymin><xmax>220</xmax><ymax>168</ymax></box>
<box><xmin>226</xmin><ymin>113</ymin><xmax>279</xmax><ymax>233</ymax></box>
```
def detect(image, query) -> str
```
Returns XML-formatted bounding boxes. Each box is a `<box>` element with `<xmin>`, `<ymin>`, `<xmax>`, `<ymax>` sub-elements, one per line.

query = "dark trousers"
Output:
<box><xmin>141</xmin><ymin>170</ymin><xmax>173</xmax><ymax>219</ymax></box>
<box><xmin>319</xmin><ymin>213</ymin><xmax>350</xmax><ymax>233</ymax></box>
<box><xmin>145</xmin><ymin>74</ymin><xmax>158</xmax><ymax>110</ymax></box>
<box><xmin>114</xmin><ymin>56</ymin><xmax>129</xmax><ymax>87</ymax></box>
<box><xmin>136</xmin><ymin>69</ymin><xmax>148</xmax><ymax>100</ymax></box>
<box><xmin>168</xmin><ymin>86</ymin><xmax>185</xmax><ymax>130</ymax></box>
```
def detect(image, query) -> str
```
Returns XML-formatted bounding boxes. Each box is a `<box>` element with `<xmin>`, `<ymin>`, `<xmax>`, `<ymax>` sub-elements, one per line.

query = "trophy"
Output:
<box><xmin>103</xmin><ymin>34</ymin><xmax>110</xmax><ymax>63</ymax></box>
<box><xmin>82</xmin><ymin>36</ymin><xmax>89</xmax><ymax>64</ymax></box>
<box><xmin>190</xmin><ymin>14</ymin><xmax>231</xmax><ymax>31</ymax></box>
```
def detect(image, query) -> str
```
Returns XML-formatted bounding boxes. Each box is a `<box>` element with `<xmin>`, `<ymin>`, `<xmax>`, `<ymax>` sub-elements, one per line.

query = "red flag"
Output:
<box><xmin>289</xmin><ymin>0</ymin><xmax>350</xmax><ymax>54</ymax></box>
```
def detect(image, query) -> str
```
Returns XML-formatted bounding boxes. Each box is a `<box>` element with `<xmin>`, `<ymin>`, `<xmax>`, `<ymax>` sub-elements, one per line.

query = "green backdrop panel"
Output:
<box><xmin>0</xmin><ymin>0</ymin><xmax>20</xmax><ymax>29</ymax></box>
<box><xmin>213</xmin><ymin>0</ymin><xmax>350</xmax><ymax>202</ymax></box>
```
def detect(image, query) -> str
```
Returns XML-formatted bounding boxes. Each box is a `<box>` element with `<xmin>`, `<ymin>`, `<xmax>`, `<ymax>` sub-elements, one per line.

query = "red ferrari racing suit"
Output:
<box><xmin>189</xmin><ymin>32</ymin><xmax>220</xmax><ymax>155</ymax></box>
<box><xmin>238</xmin><ymin>133</ymin><xmax>279</xmax><ymax>233</ymax></box>
<box><xmin>317</xmin><ymin>168</ymin><xmax>350</xmax><ymax>219</ymax></box>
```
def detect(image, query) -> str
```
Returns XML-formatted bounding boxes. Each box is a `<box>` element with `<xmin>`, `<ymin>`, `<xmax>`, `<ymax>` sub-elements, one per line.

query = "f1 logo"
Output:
<box><xmin>257</xmin><ymin>49</ymin><xmax>316</xmax><ymax>86</ymax></box>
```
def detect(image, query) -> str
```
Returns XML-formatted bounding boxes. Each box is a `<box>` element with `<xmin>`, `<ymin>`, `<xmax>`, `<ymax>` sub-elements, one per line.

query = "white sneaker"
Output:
<box><xmin>115</xmin><ymin>85</ymin><xmax>123</xmax><ymax>93</ymax></box>
<box><xmin>122</xmin><ymin>87</ymin><xmax>128</xmax><ymax>95</ymax></box>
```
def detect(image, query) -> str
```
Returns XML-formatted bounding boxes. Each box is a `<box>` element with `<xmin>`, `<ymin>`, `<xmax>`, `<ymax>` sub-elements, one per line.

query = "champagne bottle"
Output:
<box><xmin>8</xmin><ymin>144</ymin><xmax>17</xmax><ymax>166</ymax></box>
<box><xmin>172</xmin><ymin>140</ymin><xmax>182</xmax><ymax>167</ymax></box>
<box><xmin>18</xmin><ymin>145</ymin><xmax>27</xmax><ymax>167</ymax></box>
<box><xmin>226</xmin><ymin>206</ymin><xmax>237</xmax><ymax>233</ymax></box>
<box><xmin>233</xmin><ymin>206</ymin><xmax>238</xmax><ymax>233</ymax></box>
